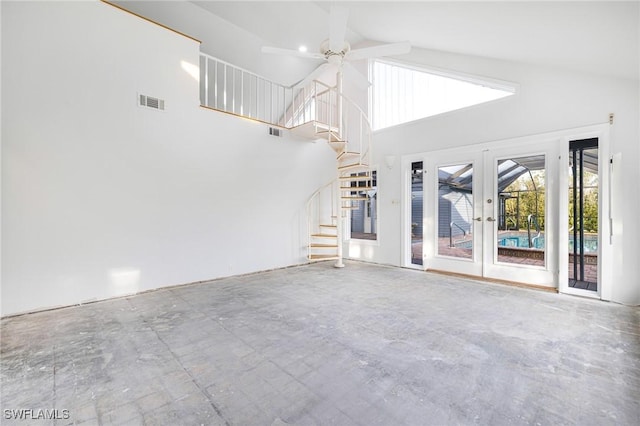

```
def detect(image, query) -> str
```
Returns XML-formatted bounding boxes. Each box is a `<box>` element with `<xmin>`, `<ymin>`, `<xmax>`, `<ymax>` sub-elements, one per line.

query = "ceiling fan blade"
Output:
<box><xmin>261</xmin><ymin>46</ymin><xmax>324</xmax><ymax>60</ymax></box>
<box><xmin>343</xmin><ymin>62</ymin><xmax>371</xmax><ymax>90</ymax></box>
<box><xmin>329</xmin><ymin>5</ymin><xmax>349</xmax><ymax>53</ymax></box>
<box><xmin>346</xmin><ymin>41</ymin><xmax>411</xmax><ymax>61</ymax></box>
<box><xmin>292</xmin><ymin>63</ymin><xmax>332</xmax><ymax>88</ymax></box>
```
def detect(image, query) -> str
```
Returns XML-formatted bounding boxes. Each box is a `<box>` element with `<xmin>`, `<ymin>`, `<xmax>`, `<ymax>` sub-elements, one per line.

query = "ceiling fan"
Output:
<box><xmin>261</xmin><ymin>5</ymin><xmax>411</xmax><ymax>89</ymax></box>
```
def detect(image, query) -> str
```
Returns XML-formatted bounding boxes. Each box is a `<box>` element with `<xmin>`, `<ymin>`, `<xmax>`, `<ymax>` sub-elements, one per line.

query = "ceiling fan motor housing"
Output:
<box><xmin>320</xmin><ymin>39</ymin><xmax>350</xmax><ymax>65</ymax></box>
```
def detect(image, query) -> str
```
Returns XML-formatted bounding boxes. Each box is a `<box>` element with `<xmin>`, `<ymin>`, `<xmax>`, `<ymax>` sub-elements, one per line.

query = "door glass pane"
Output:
<box><xmin>496</xmin><ymin>155</ymin><xmax>545</xmax><ymax>267</ymax></box>
<box><xmin>437</xmin><ymin>163</ymin><xmax>473</xmax><ymax>259</ymax></box>
<box><xmin>411</xmin><ymin>162</ymin><xmax>423</xmax><ymax>265</ymax></box>
<box><xmin>351</xmin><ymin>171</ymin><xmax>377</xmax><ymax>240</ymax></box>
<box><xmin>569</xmin><ymin>141</ymin><xmax>598</xmax><ymax>291</ymax></box>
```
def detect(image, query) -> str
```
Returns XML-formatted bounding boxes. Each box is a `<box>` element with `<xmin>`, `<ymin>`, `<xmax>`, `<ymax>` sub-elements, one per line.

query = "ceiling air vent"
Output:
<box><xmin>139</xmin><ymin>94</ymin><xmax>165</xmax><ymax>111</ymax></box>
<box><xmin>268</xmin><ymin>127</ymin><xmax>282</xmax><ymax>137</ymax></box>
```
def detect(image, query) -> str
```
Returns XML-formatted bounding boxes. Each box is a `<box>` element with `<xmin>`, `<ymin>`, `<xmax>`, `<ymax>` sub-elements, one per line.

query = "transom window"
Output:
<box><xmin>370</xmin><ymin>60</ymin><xmax>517</xmax><ymax>130</ymax></box>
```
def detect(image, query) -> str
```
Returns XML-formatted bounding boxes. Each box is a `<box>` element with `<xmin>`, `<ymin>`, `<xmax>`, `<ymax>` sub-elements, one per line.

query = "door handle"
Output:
<box><xmin>486</xmin><ymin>217</ymin><xmax>496</xmax><ymax>222</ymax></box>
<box><xmin>474</xmin><ymin>217</ymin><xmax>482</xmax><ymax>222</ymax></box>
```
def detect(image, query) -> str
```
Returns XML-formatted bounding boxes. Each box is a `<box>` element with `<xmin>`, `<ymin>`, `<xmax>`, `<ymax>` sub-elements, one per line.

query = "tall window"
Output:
<box><xmin>371</xmin><ymin>60</ymin><xmax>516</xmax><ymax>130</ymax></box>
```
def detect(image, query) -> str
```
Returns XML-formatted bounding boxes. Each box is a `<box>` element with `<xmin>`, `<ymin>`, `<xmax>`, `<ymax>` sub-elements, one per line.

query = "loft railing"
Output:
<box><xmin>199</xmin><ymin>53</ymin><xmax>296</xmax><ymax>126</ymax></box>
<box><xmin>199</xmin><ymin>54</ymin><xmax>372</xmax><ymax>167</ymax></box>
<box><xmin>199</xmin><ymin>53</ymin><xmax>335</xmax><ymax>129</ymax></box>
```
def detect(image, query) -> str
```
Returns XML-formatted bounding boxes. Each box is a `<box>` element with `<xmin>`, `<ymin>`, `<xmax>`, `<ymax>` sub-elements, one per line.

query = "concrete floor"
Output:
<box><xmin>1</xmin><ymin>261</ymin><xmax>639</xmax><ymax>425</ymax></box>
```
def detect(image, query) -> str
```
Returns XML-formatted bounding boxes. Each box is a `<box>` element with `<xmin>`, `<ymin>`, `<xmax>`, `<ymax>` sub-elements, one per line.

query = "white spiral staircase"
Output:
<box><xmin>292</xmin><ymin>78</ymin><xmax>373</xmax><ymax>267</ymax></box>
<box><xmin>199</xmin><ymin>54</ymin><xmax>372</xmax><ymax>268</ymax></box>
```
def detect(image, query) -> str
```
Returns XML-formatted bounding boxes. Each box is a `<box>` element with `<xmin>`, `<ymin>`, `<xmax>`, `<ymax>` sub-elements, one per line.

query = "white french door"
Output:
<box><xmin>423</xmin><ymin>150</ymin><xmax>484</xmax><ymax>276</ymax></box>
<box><xmin>422</xmin><ymin>141</ymin><xmax>560</xmax><ymax>287</ymax></box>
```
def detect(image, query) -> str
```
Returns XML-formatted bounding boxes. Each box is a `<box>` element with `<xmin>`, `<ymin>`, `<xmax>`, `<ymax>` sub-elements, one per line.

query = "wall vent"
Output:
<box><xmin>139</xmin><ymin>94</ymin><xmax>165</xmax><ymax>111</ymax></box>
<box><xmin>268</xmin><ymin>127</ymin><xmax>282</xmax><ymax>137</ymax></box>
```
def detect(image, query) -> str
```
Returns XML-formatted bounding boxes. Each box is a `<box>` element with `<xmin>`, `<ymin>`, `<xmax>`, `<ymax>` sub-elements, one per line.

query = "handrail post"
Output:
<box><xmin>450</xmin><ymin>222</ymin><xmax>467</xmax><ymax>247</ymax></box>
<box><xmin>282</xmin><ymin>86</ymin><xmax>286</xmax><ymax>127</ymax></box>
<box><xmin>527</xmin><ymin>214</ymin><xmax>541</xmax><ymax>248</ymax></box>
<box><xmin>328</xmin><ymin>84</ymin><xmax>332</xmax><ymax>134</ymax></box>
<box><xmin>270</xmin><ymin>82</ymin><xmax>274</xmax><ymax>124</ymax></box>
<box><xmin>313</xmin><ymin>83</ymin><xmax>316</xmax><ymax>128</ymax></box>
<box><xmin>334</xmin><ymin>178</ymin><xmax>345</xmax><ymax>268</ymax></box>
<box><xmin>223</xmin><ymin>64</ymin><xmax>227</xmax><ymax>111</ymax></box>
<box><xmin>240</xmin><ymin>70</ymin><xmax>244</xmax><ymax>116</ymax></box>
<box><xmin>204</xmin><ymin>57</ymin><xmax>209</xmax><ymax>107</ymax></box>
<box><xmin>359</xmin><ymin>114</ymin><xmax>363</xmax><ymax>164</ymax></box>
<box><xmin>214</xmin><ymin>59</ymin><xmax>218</xmax><ymax>109</ymax></box>
<box><xmin>307</xmin><ymin>196</ymin><xmax>312</xmax><ymax>260</ymax></box>
<box><xmin>450</xmin><ymin>223</ymin><xmax>454</xmax><ymax>248</ymax></box>
<box><xmin>337</xmin><ymin>71</ymin><xmax>343</xmax><ymax>139</ymax></box>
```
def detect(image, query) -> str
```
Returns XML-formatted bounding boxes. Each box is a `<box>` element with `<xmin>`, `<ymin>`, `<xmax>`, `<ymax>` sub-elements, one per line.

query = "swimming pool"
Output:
<box><xmin>499</xmin><ymin>235</ymin><xmax>545</xmax><ymax>249</ymax></box>
<box><xmin>454</xmin><ymin>233</ymin><xmax>599</xmax><ymax>252</ymax></box>
<box><xmin>495</xmin><ymin>233</ymin><xmax>598</xmax><ymax>252</ymax></box>
<box><xmin>568</xmin><ymin>236</ymin><xmax>598</xmax><ymax>253</ymax></box>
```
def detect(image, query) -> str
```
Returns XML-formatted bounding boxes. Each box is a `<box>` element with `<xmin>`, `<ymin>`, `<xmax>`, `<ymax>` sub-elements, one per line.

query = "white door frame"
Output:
<box><xmin>481</xmin><ymin>142</ymin><xmax>558</xmax><ymax>285</ymax></box>
<box><xmin>402</xmin><ymin>155</ymin><xmax>427</xmax><ymax>269</ymax></box>
<box><xmin>423</xmin><ymin>151</ymin><xmax>484</xmax><ymax>276</ymax></box>
<box><xmin>402</xmin><ymin>123</ymin><xmax>611</xmax><ymax>295</ymax></box>
<box><xmin>558</xmin><ymin>124</ymin><xmax>611</xmax><ymax>300</ymax></box>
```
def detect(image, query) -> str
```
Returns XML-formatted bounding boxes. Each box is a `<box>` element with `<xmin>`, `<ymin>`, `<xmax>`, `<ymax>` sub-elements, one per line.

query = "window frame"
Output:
<box><xmin>369</xmin><ymin>58</ymin><xmax>519</xmax><ymax>131</ymax></box>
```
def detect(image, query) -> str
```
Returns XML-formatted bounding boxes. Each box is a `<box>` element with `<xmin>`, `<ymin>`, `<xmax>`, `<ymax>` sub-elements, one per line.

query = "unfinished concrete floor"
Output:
<box><xmin>1</xmin><ymin>261</ymin><xmax>639</xmax><ymax>425</ymax></box>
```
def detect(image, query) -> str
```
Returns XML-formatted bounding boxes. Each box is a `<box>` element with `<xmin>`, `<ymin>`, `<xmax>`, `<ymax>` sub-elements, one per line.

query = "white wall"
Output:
<box><xmin>1</xmin><ymin>1</ymin><xmax>336</xmax><ymax>316</ymax></box>
<box><xmin>346</xmin><ymin>48</ymin><xmax>640</xmax><ymax>305</ymax></box>
<box><xmin>111</xmin><ymin>0</ymin><xmax>318</xmax><ymax>88</ymax></box>
<box><xmin>2</xmin><ymin>2</ymin><xmax>638</xmax><ymax>315</ymax></box>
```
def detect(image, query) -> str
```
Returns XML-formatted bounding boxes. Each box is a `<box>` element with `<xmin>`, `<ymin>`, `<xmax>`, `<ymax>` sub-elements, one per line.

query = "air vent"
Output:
<box><xmin>139</xmin><ymin>94</ymin><xmax>165</xmax><ymax>111</ymax></box>
<box><xmin>268</xmin><ymin>127</ymin><xmax>282</xmax><ymax>137</ymax></box>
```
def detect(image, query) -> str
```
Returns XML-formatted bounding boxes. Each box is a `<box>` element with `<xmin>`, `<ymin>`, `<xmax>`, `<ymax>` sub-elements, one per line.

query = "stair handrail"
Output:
<box><xmin>300</xmin><ymin>80</ymin><xmax>372</xmax><ymax>167</ymax></box>
<box><xmin>527</xmin><ymin>214</ymin><xmax>541</xmax><ymax>248</ymax></box>
<box><xmin>339</xmin><ymin>89</ymin><xmax>372</xmax><ymax>167</ymax></box>
<box><xmin>449</xmin><ymin>222</ymin><xmax>468</xmax><ymax>247</ymax></box>
<box><xmin>306</xmin><ymin>178</ymin><xmax>337</xmax><ymax>259</ymax></box>
<box><xmin>306</xmin><ymin>179</ymin><xmax>337</xmax><ymax>214</ymax></box>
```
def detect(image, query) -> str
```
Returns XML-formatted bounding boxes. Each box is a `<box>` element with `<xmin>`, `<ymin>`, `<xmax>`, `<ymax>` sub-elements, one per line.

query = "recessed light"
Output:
<box><xmin>298</xmin><ymin>45</ymin><xmax>308</xmax><ymax>53</ymax></box>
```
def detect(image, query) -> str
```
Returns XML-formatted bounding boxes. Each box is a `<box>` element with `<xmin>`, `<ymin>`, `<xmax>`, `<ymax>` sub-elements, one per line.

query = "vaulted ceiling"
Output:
<box><xmin>116</xmin><ymin>1</ymin><xmax>639</xmax><ymax>82</ymax></box>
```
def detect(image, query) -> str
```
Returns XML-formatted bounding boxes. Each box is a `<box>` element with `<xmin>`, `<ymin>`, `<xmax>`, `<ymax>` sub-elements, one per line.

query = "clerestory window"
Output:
<box><xmin>370</xmin><ymin>60</ymin><xmax>516</xmax><ymax>131</ymax></box>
